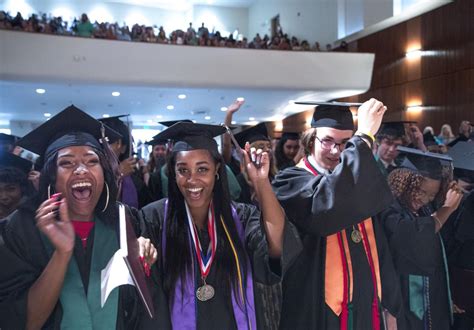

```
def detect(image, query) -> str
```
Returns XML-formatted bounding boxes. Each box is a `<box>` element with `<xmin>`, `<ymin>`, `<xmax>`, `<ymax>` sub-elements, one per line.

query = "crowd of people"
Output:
<box><xmin>0</xmin><ymin>10</ymin><xmax>343</xmax><ymax>51</ymax></box>
<box><xmin>0</xmin><ymin>98</ymin><xmax>472</xmax><ymax>330</ymax></box>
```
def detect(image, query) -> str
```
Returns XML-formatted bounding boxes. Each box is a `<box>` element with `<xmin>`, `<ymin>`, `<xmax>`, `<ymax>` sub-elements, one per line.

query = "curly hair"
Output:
<box><xmin>388</xmin><ymin>168</ymin><xmax>448</xmax><ymax>210</ymax></box>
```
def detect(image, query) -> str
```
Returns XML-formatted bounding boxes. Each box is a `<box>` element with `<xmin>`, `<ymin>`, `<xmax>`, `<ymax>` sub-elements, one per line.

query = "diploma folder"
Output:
<box><xmin>119</xmin><ymin>204</ymin><xmax>155</xmax><ymax>319</ymax></box>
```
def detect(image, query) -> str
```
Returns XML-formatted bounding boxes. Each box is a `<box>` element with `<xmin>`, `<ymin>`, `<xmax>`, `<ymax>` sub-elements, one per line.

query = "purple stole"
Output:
<box><xmin>121</xmin><ymin>175</ymin><xmax>139</xmax><ymax>208</ymax></box>
<box><xmin>162</xmin><ymin>200</ymin><xmax>257</xmax><ymax>329</ymax></box>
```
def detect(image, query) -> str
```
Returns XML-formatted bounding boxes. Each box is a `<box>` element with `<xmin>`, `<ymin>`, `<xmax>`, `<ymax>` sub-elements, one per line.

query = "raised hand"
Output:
<box><xmin>227</xmin><ymin>99</ymin><xmax>245</xmax><ymax>115</ymax></box>
<box><xmin>120</xmin><ymin>157</ymin><xmax>137</xmax><ymax>177</ymax></box>
<box><xmin>357</xmin><ymin>98</ymin><xmax>387</xmax><ymax>136</ymax></box>
<box><xmin>443</xmin><ymin>181</ymin><xmax>463</xmax><ymax>211</ymax></box>
<box><xmin>242</xmin><ymin>142</ymin><xmax>269</xmax><ymax>184</ymax></box>
<box><xmin>35</xmin><ymin>193</ymin><xmax>75</xmax><ymax>255</ymax></box>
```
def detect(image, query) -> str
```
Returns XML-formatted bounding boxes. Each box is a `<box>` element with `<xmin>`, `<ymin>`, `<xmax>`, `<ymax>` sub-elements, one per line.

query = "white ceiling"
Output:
<box><xmin>106</xmin><ymin>0</ymin><xmax>257</xmax><ymax>9</ymax></box>
<box><xmin>0</xmin><ymin>80</ymin><xmax>321</xmax><ymax>128</ymax></box>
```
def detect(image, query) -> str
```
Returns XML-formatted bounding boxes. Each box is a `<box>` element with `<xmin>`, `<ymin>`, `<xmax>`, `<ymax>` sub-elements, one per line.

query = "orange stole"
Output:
<box><xmin>295</xmin><ymin>159</ymin><xmax>382</xmax><ymax>316</ymax></box>
<box><xmin>325</xmin><ymin>219</ymin><xmax>382</xmax><ymax>315</ymax></box>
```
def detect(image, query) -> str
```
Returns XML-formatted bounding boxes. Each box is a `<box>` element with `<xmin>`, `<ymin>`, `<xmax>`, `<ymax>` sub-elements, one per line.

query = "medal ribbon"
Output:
<box><xmin>185</xmin><ymin>201</ymin><xmax>217</xmax><ymax>280</ymax></box>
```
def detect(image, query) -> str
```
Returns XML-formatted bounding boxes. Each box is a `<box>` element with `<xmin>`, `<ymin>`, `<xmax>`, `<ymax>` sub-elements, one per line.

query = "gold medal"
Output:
<box><xmin>351</xmin><ymin>227</ymin><xmax>362</xmax><ymax>243</ymax></box>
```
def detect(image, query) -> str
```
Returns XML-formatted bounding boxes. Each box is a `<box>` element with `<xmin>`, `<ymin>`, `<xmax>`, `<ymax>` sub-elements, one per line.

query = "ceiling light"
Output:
<box><xmin>204</xmin><ymin>116</ymin><xmax>211</xmax><ymax>120</ymax></box>
<box><xmin>147</xmin><ymin>119</ymin><xmax>153</xmax><ymax>123</ymax></box>
<box><xmin>192</xmin><ymin>120</ymin><xmax>197</xmax><ymax>123</ymax></box>
<box><xmin>156</xmin><ymin>115</ymin><xmax>163</xmax><ymax>118</ymax></box>
<box><xmin>36</xmin><ymin>88</ymin><xmax>46</xmax><ymax>94</ymax></box>
<box><xmin>249</xmin><ymin>117</ymin><xmax>255</xmax><ymax>121</ymax></box>
<box><xmin>237</xmin><ymin>97</ymin><xmax>245</xmax><ymax>102</ymax></box>
<box><xmin>288</xmin><ymin>100</ymin><xmax>295</xmax><ymax>104</ymax></box>
<box><xmin>112</xmin><ymin>91</ymin><xmax>120</xmax><ymax>97</ymax></box>
<box><xmin>43</xmin><ymin>113</ymin><xmax>51</xmax><ymax>117</ymax></box>
<box><xmin>178</xmin><ymin>94</ymin><xmax>187</xmax><ymax>99</ymax></box>
<box><xmin>102</xmin><ymin>114</ymin><xmax>110</xmax><ymax>118</ymax></box>
<box><xmin>221</xmin><ymin>107</ymin><xmax>228</xmax><ymax>112</ymax></box>
<box><xmin>167</xmin><ymin>105</ymin><xmax>174</xmax><ymax>110</ymax></box>
<box><xmin>231</xmin><ymin>120</ymin><xmax>237</xmax><ymax>125</ymax></box>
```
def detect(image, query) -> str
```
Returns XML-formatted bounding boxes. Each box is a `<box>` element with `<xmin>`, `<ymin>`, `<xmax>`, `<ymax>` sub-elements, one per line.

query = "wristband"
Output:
<box><xmin>355</xmin><ymin>131</ymin><xmax>374</xmax><ymax>148</ymax></box>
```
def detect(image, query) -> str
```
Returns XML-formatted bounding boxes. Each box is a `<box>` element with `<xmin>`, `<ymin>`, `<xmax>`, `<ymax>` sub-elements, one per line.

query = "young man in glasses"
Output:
<box><xmin>273</xmin><ymin>99</ymin><xmax>402</xmax><ymax>329</ymax></box>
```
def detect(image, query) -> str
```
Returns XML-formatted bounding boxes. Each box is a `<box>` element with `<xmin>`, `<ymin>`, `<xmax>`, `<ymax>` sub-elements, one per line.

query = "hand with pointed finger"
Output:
<box><xmin>138</xmin><ymin>237</ymin><xmax>157</xmax><ymax>277</ymax></box>
<box><xmin>242</xmin><ymin>142</ymin><xmax>270</xmax><ymax>184</ymax></box>
<box><xmin>35</xmin><ymin>193</ymin><xmax>75</xmax><ymax>255</ymax></box>
<box><xmin>357</xmin><ymin>98</ymin><xmax>387</xmax><ymax>136</ymax></box>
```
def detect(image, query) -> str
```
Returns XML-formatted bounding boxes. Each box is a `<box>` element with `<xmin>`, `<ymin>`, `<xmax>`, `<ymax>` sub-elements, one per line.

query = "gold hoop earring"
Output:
<box><xmin>48</xmin><ymin>184</ymin><xmax>52</xmax><ymax>199</ymax></box>
<box><xmin>101</xmin><ymin>182</ymin><xmax>110</xmax><ymax>212</ymax></box>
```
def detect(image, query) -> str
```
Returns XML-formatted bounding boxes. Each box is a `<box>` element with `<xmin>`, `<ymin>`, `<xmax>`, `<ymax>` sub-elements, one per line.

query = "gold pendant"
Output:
<box><xmin>351</xmin><ymin>228</ymin><xmax>362</xmax><ymax>243</ymax></box>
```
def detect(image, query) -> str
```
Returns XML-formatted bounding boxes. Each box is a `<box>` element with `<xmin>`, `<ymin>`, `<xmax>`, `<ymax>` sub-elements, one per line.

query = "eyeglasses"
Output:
<box><xmin>315</xmin><ymin>136</ymin><xmax>346</xmax><ymax>151</ymax></box>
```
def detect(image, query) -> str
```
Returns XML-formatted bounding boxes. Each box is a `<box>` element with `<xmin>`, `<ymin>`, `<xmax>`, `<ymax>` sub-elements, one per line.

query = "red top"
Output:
<box><xmin>72</xmin><ymin>220</ymin><xmax>95</xmax><ymax>248</ymax></box>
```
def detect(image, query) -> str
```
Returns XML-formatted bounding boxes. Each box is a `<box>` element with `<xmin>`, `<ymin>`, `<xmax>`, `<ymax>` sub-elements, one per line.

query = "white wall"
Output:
<box><xmin>193</xmin><ymin>5</ymin><xmax>249</xmax><ymax>38</ymax></box>
<box><xmin>248</xmin><ymin>0</ymin><xmax>338</xmax><ymax>45</ymax></box>
<box><xmin>363</xmin><ymin>0</ymin><xmax>393</xmax><ymax>28</ymax></box>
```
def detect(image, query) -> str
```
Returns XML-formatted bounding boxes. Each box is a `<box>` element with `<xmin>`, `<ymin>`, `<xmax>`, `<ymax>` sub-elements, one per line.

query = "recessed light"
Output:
<box><xmin>147</xmin><ymin>119</ymin><xmax>153</xmax><ymax>123</ymax></box>
<box><xmin>167</xmin><ymin>105</ymin><xmax>174</xmax><ymax>110</ymax></box>
<box><xmin>112</xmin><ymin>91</ymin><xmax>120</xmax><ymax>97</ymax></box>
<box><xmin>249</xmin><ymin>117</ymin><xmax>255</xmax><ymax>121</ymax></box>
<box><xmin>178</xmin><ymin>94</ymin><xmax>187</xmax><ymax>99</ymax></box>
<box><xmin>43</xmin><ymin>113</ymin><xmax>51</xmax><ymax>117</ymax></box>
<box><xmin>221</xmin><ymin>107</ymin><xmax>228</xmax><ymax>111</ymax></box>
<box><xmin>204</xmin><ymin>116</ymin><xmax>211</xmax><ymax>120</ymax></box>
<box><xmin>36</xmin><ymin>88</ymin><xmax>46</xmax><ymax>94</ymax></box>
<box><xmin>192</xmin><ymin>120</ymin><xmax>197</xmax><ymax>123</ymax></box>
<box><xmin>237</xmin><ymin>97</ymin><xmax>245</xmax><ymax>102</ymax></box>
<box><xmin>288</xmin><ymin>100</ymin><xmax>295</xmax><ymax>104</ymax></box>
<box><xmin>231</xmin><ymin>120</ymin><xmax>237</xmax><ymax>125</ymax></box>
<box><xmin>156</xmin><ymin>115</ymin><xmax>163</xmax><ymax>118</ymax></box>
<box><xmin>102</xmin><ymin>114</ymin><xmax>110</xmax><ymax>118</ymax></box>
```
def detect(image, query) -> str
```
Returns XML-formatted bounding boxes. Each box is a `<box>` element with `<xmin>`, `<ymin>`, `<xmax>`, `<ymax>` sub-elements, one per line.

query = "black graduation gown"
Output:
<box><xmin>138</xmin><ymin>198</ymin><xmax>302</xmax><ymax>330</ymax></box>
<box><xmin>376</xmin><ymin>200</ymin><xmax>451</xmax><ymax>330</ymax></box>
<box><xmin>0</xmin><ymin>201</ymin><xmax>168</xmax><ymax>330</ymax></box>
<box><xmin>441</xmin><ymin>190</ymin><xmax>474</xmax><ymax>328</ymax></box>
<box><xmin>273</xmin><ymin>137</ymin><xmax>402</xmax><ymax>330</ymax></box>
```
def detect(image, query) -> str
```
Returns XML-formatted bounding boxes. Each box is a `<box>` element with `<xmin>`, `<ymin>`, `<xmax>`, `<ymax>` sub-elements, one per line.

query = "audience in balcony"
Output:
<box><xmin>0</xmin><ymin>10</ymin><xmax>333</xmax><ymax>52</ymax></box>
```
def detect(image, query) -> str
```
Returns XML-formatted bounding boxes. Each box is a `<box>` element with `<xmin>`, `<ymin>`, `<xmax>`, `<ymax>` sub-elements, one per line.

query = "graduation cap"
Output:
<box><xmin>17</xmin><ymin>105</ymin><xmax>121</xmax><ymax>160</ymax></box>
<box><xmin>0</xmin><ymin>152</ymin><xmax>33</xmax><ymax>174</ymax></box>
<box><xmin>153</xmin><ymin>122</ymin><xmax>226</xmax><ymax>153</ymax></box>
<box><xmin>145</xmin><ymin>135</ymin><xmax>168</xmax><ymax>147</ymax></box>
<box><xmin>447</xmin><ymin>142</ymin><xmax>474</xmax><ymax>182</ymax></box>
<box><xmin>281</xmin><ymin>132</ymin><xmax>300</xmax><ymax>140</ymax></box>
<box><xmin>304</xmin><ymin>102</ymin><xmax>356</xmax><ymax>130</ymax></box>
<box><xmin>377</xmin><ymin>121</ymin><xmax>416</xmax><ymax>139</ymax></box>
<box><xmin>398</xmin><ymin>146</ymin><xmax>452</xmax><ymax>180</ymax></box>
<box><xmin>0</xmin><ymin>133</ymin><xmax>20</xmax><ymax>153</ymax></box>
<box><xmin>234</xmin><ymin>122</ymin><xmax>270</xmax><ymax>148</ymax></box>
<box><xmin>159</xmin><ymin>119</ymin><xmax>193</xmax><ymax>127</ymax></box>
<box><xmin>98</xmin><ymin>115</ymin><xmax>130</xmax><ymax>144</ymax></box>
<box><xmin>0</xmin><ymin>133</ymin><xmax>20</xmax><ymax>144</ymax></box>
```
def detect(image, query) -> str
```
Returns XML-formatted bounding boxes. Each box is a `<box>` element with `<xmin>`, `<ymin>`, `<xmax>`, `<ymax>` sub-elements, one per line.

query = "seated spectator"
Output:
<box><xmin>301</xmin><ymin>40</ymin><xmax>310</xmax><ymax>51</ymax></box>
<box><xmin>448</xmin><ymin>120</ymin><xmax>472</xmax><ymax>147</ymax></box>
<box><xmin>438</xmin><ymin>123</ymin><xmax>455</xmax><ymax>145</ymax></box>
<box><xmin>76</xmin><ymin>13</ymin><xmax>94</xmax><ymax>37</ymax></box>
<box><xmin>326</xmin><ymin>43</ymin><xmax>332</xmax><ymax>51</ymax></box>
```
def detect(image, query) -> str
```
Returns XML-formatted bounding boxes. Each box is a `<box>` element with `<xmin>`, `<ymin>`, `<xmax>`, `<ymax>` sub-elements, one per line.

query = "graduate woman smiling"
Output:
<box><xmin>0</xmin><ymin>106</ymin><xmax>161</xmax><ymax>330</ymax></box>
<box><xmin>139</xmin><ymin>122</ymin><xmax>300</xmax><ymax>330</ymax></box>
